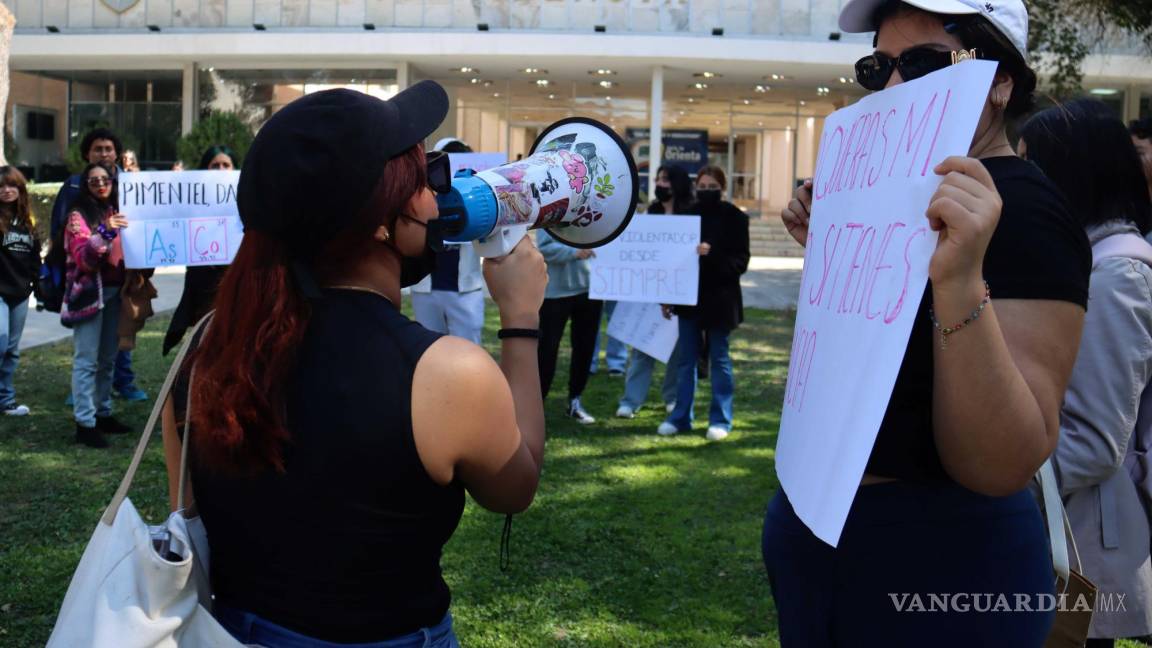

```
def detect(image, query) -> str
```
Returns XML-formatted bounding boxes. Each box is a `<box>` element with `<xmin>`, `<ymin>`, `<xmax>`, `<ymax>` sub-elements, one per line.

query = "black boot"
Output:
<box><xmin>76</xmin><ymin>424</ymin><xmax>109</xmax><ymax>448</ymax></box>
<box><xmin>96</xmin><ymin>416</ymin><xmax>132</xmax><ymax>435</ymax></box>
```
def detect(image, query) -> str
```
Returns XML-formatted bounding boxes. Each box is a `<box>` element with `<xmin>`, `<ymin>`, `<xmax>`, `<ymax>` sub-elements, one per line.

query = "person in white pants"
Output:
<box><xmin>412</xmin><ymin>137</ymin><xmax>488</xmax><ymax>343</ymax></box>
<box><xmin>410</xmin><ymin>241</ymin><xmax>486</xmax><ymax>344</ymax></box>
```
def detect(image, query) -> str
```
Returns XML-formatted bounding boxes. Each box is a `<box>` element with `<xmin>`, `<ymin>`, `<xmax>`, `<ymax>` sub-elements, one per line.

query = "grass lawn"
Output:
<box><xmin>0</xmin><ymin>306</ymin><xmax>792</xmax><ymax>647</ymax></box>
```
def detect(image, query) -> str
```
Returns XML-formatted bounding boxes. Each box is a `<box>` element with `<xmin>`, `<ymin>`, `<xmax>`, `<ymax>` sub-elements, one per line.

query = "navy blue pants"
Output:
<box><xmin>762</xmin><ymin>482</ymin><xmax>1055</xmax><ymax>647</ymax></box>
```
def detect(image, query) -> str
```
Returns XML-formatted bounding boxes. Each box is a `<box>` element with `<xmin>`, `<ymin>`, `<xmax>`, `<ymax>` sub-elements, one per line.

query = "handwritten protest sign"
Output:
<box><xmin>118</xmin><ymin>170</ymin><xmax>241</xmax><ymax>269</ymax></box>
<box><xmin>448</xmin><ymin>152</ymin><xmax>508</xmax><ymax>176</ymax></box>
<box><xmin>608</xmin><ymin>301</ymin><xmax>679</xmax><ymax>363</ymax></box>
<box><xmin>775</xmin><ymin>61</ymin><xmax>997</xmax><ymax>547</ymax></box>
<box><xmin>588</xmin><ymin>214</ymin><xmax>700</xmax><ymax>305</ymax></box>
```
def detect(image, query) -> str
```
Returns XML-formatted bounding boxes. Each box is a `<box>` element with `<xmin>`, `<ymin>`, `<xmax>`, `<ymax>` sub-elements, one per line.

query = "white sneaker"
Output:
<box><xmin>657</xmin><ymin>421</ymin><xmax>679</xmax><ymax>436</ymax></box>
<box><xmin>665</xmin><ymin>402</ymin><xmax>676</xmax><ymax>414</ymax></box>
<box><xmin>615</xmin><ymin>405</ymin><xmax>635</xmax><ymax>419</ymax></box>
<box><xmin>2</xmin><ymin>403</ymin><xmax>29</xmax><ymax>416</ymax></box>
<box><xmin>706</xmin><ymin>426</ymin><xmax>730</xmax><ymax>441</ymax></box>
<box><xmin>568</xmin><ymin>398</ymin><xmax>596</xmax><ymax>425</ymax></box>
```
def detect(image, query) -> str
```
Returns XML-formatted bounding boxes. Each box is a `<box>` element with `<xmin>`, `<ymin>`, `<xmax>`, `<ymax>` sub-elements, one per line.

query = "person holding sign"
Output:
<box><xmin>159</xmin><ymin>84</ymin><xmax>549</xmax><ymax>646</ymax></box>
<box><xmin>765</xmin><ymin>1</ymin><xmax>1091</xmax><ymax>645</ymax></box>
<box><xmin>162</xmin><ymin>145</ymin><xmax>238</xmax><ymax>355</ymax></box>
<box><xmin>61</xmin><ymin>162</ymin><xmax>134</xmax><ymax>448</ymax></box>
<box><xmin>657</xmin><ymin>166</ymin><xmax>749</xmax><ymax>441</ymax></box>
<box><xmin>616</xmin><ymin>165</ymin><xmax>694</xmax><ymax>418</ymax></box>
<box><xmin>1019</xmin><ymin>99</ymin><xmax>1152</xmax><ymax>646</ymax></box>
<box><xmin>0</xmin><ymin>167</ymin><xmax>38</xmax><ymax>417</ymax></box>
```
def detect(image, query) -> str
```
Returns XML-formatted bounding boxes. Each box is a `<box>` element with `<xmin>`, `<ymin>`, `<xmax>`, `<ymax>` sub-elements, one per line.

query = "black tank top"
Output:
<box><xmin>175</xmin><ymin>289</ymin><xmax>465</xmax><ymax>642</ymax></box>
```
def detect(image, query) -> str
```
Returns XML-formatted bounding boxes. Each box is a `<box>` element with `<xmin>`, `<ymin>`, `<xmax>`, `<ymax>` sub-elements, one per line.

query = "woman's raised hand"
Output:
<box><xmin>781</xmin><ymin>179</ymin><xmax>812</xmax><ymax>247</ymax></box>
<box><xmin>925</xmin><ymin>157</ymin><xmax>1002</xmax><ymax>290</ymax></box>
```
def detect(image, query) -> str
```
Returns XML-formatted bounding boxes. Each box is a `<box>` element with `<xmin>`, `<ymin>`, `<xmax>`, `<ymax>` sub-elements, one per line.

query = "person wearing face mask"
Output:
<box><xmin>0</xmin><ymin>167</ymin><xmax>38</xmax><ymax>417</ymax></box>
<box><xmin>657</xmin><ymin>165</ymin><xmax>749</xmax><ymax>440</ymax></box>
<box><xmin>159</xmin><ymin>84</ymin><xmax>549</xmax><ymax>647</ymax></box>
<box><xmin>162</xmin><ymin>145</ymin><xmax>239</xmax><ymax>355</ymax></box>
<box><xmin>767</xmin><ymin>0</ymin><xmax>1091</xmax><ymax>644</ymax></box>
<box><xmin>61</xmin><ymin>162</ymin><xmax>134</xmax><ymax>448</ymax></box>
<box><xmin>615</xmin><ymin>165</ymin><xmax>694</xmax><ymax>418</ymax></box>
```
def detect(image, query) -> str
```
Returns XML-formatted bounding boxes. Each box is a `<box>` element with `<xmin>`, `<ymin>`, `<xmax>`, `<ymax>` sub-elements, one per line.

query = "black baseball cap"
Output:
<box><xmin>237</xmin><ymin>80</ymin><xmax>449</xmax><ymax>256</ymax></box>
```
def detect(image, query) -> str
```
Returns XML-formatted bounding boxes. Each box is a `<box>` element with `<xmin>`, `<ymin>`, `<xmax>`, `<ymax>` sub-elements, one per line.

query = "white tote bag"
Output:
<box><xmin>47</xmin><ymin>317</ymin><xmax>243</xmax><ymax>647</ymax></box>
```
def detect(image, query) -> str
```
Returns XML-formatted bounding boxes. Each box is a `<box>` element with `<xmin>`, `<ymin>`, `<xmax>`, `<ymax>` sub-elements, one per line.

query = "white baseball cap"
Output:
<box><xmin>838</xmin><ymin>0</ymin><xmax>1029</xmax><ymax>61</ymax></box>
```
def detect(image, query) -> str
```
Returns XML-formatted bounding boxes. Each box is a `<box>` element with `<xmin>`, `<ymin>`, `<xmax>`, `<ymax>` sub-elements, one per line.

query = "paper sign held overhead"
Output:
<box><xmin>588</xmin><ymin>214</ymin><xmax>701</xmax><ymax>305</ymax></box>
<box><xmin>118</xmin><ymin>170</ymin><xmax>242</xmax><ymax>269</ymax></box>
<box><xmin>775</xmin><ymin>61</ymin><xmax>997</xmax><ymax>547</ymax></box>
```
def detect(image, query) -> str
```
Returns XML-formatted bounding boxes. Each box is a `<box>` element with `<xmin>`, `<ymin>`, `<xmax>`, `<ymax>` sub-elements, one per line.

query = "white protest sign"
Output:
<box><xmin>118</xmin><ymin>170</ymin><xmax>241</xmax><ymax>269</ymax></box>
<box><xmin>775</xmin><ymin>60</ymin><xmax>997</xmax><ymax>547</ymax></box>
<box><xmin>587</xmin><ymin>214</ymin><xmax>700</xmax><ymax>305</ymax></box>
<box><xmin>448</xmin><ymin>152</ymin><xmax>508</xmax><ymax>175</ymax></box>
<box><xmin>608</xmin><ymin>301</ymin><xmax>679</xmax><ymax>363</ymax></box>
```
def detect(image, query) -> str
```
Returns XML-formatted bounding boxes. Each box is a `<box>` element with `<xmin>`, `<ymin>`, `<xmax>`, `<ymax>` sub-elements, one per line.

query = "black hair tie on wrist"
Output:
<box><xmin>498</xmin><ymin>328</ymin><xmax>540</xmax><ymax>340</ymax></box>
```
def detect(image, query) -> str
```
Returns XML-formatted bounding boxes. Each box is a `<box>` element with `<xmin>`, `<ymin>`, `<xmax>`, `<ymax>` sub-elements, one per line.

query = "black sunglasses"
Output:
<box><xmin>425</xmin><ymin>151</ymin><xmax>452</xmax><ymax>195</ymax></box>
<box><xmin>855</xmin><ymin>47</ymin><xmax>981</xmax><ymax>91</ymax></box>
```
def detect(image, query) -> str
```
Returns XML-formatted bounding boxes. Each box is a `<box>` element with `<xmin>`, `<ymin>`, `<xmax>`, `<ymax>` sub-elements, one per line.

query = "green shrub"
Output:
<box><xmin>177</xmin><ymin>111</ymin><xmax>253</xmax><ymax>168</ymax></box>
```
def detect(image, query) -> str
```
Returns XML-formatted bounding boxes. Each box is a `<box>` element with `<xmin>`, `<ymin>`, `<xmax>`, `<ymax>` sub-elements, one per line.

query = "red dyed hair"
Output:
<box><xmin>189</xmin><ymin>146</ymin><xmax>428</xmax><ymax>474</ymax></box>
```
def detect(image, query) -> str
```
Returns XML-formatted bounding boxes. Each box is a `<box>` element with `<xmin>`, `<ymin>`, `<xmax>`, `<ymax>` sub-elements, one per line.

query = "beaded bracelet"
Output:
<box><xmin>929</xmin><ymin>281</ymin><xmax>991</xmax><ymax>350</ymax></box>
<box><xmin>96</xmin><ymin>223</ymin><xmax>118</xmax><ymax>241</ymax></box>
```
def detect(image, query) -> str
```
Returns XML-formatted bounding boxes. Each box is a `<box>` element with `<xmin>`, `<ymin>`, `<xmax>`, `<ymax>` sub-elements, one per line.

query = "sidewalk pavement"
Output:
<box><xmin>18</xmin><ymin>258</ymin><xmax>804</xmax><ymax>351</ymax></box>
<box><xmin>18</xmin><ymin>266</ymin><xmax>187</xmax><ymax>350</ymax></box>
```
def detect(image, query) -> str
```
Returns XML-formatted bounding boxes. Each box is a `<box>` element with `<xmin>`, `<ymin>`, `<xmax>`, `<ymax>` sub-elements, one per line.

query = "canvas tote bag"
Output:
<box><xmin>47</xmin><ymin>316</ymin><xmax>243</xmax><ymax>647</ymax></box>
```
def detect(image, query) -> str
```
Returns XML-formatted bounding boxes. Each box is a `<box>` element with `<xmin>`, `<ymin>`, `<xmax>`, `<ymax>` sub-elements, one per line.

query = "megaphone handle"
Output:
<box><xmin>474</xmin><ymin>223</ymin><xmax>531</xmax><ymax>258</ymax></box>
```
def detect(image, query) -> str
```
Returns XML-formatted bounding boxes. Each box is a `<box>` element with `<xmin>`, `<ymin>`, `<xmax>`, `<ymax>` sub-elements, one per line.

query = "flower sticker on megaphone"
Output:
<box><xmin>434</xmin><ymin>117</ymin><xmax>638</xmax><ymax>258</ymax></box>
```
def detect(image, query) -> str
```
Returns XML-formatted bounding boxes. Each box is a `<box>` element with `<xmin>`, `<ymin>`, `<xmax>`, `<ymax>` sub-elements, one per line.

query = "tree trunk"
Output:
<box><xmin>0</xmin><ymin>3</ymin><xmax>15</xmax><ymax>167</ymax></box>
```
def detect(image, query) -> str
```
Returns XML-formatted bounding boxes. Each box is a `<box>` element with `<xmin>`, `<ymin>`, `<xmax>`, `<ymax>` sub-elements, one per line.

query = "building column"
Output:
<box><xmin>649</xmin><ymin>65</ymin><xmax>664</xmax><ymax>170</ymax></box>
<box><xmin>181</xmin><ymin>62</ymin><xmax>197</xmax><ymax>135</ymax></box>
<box><xmin>1124</xmin><ymin>84</ymin><xmax>1141</xmax><ymax>123</ymax></box>
<box><xmin>397</xmin><ymin>62</ymin><xmax>410</xmax><ymax>89</ymax></box>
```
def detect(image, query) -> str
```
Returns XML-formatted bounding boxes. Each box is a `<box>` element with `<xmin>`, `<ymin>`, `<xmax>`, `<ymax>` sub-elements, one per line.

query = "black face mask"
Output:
<box><xmin>654</xmin><ymin>185</ymin><xmax>673</xmax><ymax>203</ymax></box>
<box><xmin>697</xmin><ymin>189</ymin><xmax>722</xmax><ymax>205</ymax></box>
<box><xmin>396</xmin><ymin>214</ymin><xmax>445</xmax><ymax>288</ymax></box>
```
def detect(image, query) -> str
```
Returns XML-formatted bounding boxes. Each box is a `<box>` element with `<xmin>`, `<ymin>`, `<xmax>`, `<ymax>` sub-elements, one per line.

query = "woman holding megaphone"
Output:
<box><xmin>160</xmin><ymin>82</ymin><xmax>548</xmax><ymax>647</ymax></box>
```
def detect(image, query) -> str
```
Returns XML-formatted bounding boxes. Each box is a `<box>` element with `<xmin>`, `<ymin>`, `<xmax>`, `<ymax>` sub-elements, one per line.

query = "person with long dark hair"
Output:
<box><xmin>657</xmin><ymin>165</ymin><xmax>749</xmax><ymax>440</ymax></box>
<box><xmin>615</xmin><ymin>165</ymin><xmax>695</xmax><ymax>418</ymax></box>
<box><xmin>162</xmin><ymin>145</ymin><xmax>238</xmax><ymax>355</ymax></box>
<box><xmin>62</xmin><ymin>162</ymin><xmax>132</xmax><ymax>448</ymax></box>
<box><xmin>769</xmin><ymin>0</ymin><xmax>1091</xmax><ymax>643</ymax></box>
<box><xmin>0</xmin><ymin>166</ymin><xmax>38</xmax><ymax>416</ymax></box>
<box><xmin>1020</xmin><ymin>98</ymin><xmax>1152</xmax><ymax>647</ymax></box>
<box><xmin>160</xmin><ymin>84</ymin><xmax>548</xmax><ymax>646</ymax></box>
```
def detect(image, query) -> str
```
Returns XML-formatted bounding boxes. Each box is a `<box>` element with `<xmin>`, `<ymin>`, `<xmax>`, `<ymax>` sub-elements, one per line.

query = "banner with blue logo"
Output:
<box><xmin>625</xmin><ymin>128</ymin><xmax>709</xmax><ymax>200</ymax></box>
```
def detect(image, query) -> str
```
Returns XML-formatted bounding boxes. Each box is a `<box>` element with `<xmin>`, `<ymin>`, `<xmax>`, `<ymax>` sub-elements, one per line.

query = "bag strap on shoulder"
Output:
<box><xmin>101</xmin><ymin>312</ymin><xmax>214</xmax><ymax>526</ymax></box>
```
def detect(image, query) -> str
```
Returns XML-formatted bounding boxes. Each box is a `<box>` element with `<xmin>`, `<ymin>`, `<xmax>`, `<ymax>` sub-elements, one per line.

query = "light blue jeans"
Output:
<box><xmin>590</xmin><ymin>300</ymin><xmax>628</xmax><ymax>373</ymax></box>
<box><xmin>619</xmin><ymin>344</ymin><xmax>680</xmax><ymax>412</ymax></box>
<box><xmin>215</xmin><ymin>605</ymin><xmax>460</xmax><ymax>648</ymax></box>
<box><xmin>0</xmin><ymin>296</ymin><xmax>29</xmax><ymax>407</ymax></box>
<box><xmin>666</xmin><ymin>317</ymin><xmax>734</xmax><ymax>431</ymax></box>
<box><xmin>71</xmin><ymin>286</ymin><xmax>121</xmax><ymax>427</ymax></box>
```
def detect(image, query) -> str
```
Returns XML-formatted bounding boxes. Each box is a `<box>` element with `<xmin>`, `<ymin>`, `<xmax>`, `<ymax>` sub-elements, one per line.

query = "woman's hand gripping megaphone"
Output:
<box><xmin>483</xmin><ymin>234</ymin><xmax>549</xmax><ymax>328</ymax></box>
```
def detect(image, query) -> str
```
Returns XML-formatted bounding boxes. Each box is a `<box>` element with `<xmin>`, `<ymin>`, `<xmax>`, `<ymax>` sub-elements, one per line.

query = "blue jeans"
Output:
<box><xmin>113</xmin><ymin>349</ymin><xmax>135</xmax><ymax>391</ymax></box>
<box><xmin>0</xmin><ymin>296</ymin><xmax>29</xmax><ymax>407</ymax></box>
<box><xmin>590</xmin><ymin>300</ymin><xmax>628</xmax><ymax>373</ymax></box>
<box><xmin>619</xmin><ymin>344</ymin><xmax>680</xmax><ymax>411</ymax></box>
<box><xmin>666</xmin><ymin>317</ymin><xmax>734</xmax><ymax>431</ymax></box>
<box><xmin>215</xmin><ymin>606</ymin><xmax>460</xmax><ymax>648</ymax></box>
<box><xmin>71</xmin><ymin>286</ymin><xmax>121</xmax><ymax>427</ymax></box>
